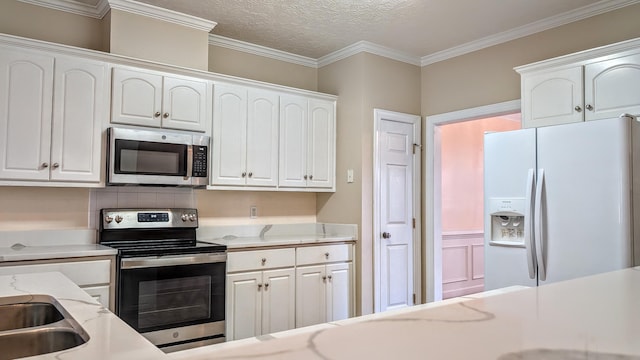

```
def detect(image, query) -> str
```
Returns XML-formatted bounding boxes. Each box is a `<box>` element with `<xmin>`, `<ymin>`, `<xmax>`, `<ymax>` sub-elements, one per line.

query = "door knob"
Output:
<box><xmin>382</xmin><ymin>232</ymin><xmax>391</xmax><ymax>239</ymax></box>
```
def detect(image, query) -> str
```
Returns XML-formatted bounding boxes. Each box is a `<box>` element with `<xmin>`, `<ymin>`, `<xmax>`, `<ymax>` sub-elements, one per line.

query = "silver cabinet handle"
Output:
<box><xmin>163</xmin><ymin>112</ymin><xmax>170</xmax><ymax>118</ymax></box>
<box><xmin>52</xmin><ymin>163</ymin><xmax>59</xmax><ymax>169</ymax></box>
<box><xmin>382</xmin><ymin>232</ymin><xmax>391</xmax><ymax>239</ymax></box>
<box><xmin>586</xmin><ymin>104</ymin><xmax>594</xmax><ymax>111</ymax></box>
<box><xmin>154</xmin><ymin>111</ymin><xmax>161</xmax><ymax>117</ymax></box>
<box><xmin>41</xmin><ymin>163</ymin><xmax>48</xmax><ymax>169</ymax></box>
<box><xmin>574</xmin><ymin>106</ymin><xmax>582</xmax><ymax>112</ymax></box>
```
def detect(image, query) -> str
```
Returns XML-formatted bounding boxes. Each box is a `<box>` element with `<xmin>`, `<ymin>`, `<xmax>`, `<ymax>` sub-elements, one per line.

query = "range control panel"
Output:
<box><xmin>101</xmin><ymin>208</ymin><xmax>198</xmax><ymax>230</ymax></box>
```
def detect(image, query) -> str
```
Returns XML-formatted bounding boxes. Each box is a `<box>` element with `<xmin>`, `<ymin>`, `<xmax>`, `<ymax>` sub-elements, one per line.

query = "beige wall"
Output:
<box><xmin>208</xmin><ymin>45</ymin><xmax>318</xmax><ymax>91</ymax></box>
<box><xmin>0</xmin><ymin>0</ymin><xmax>106</xmax><ymax>51</ymax></box>
<box><xmin>317</xmin><ymin>53</ymin><xmax>421</xmax><ymax>315</ymax></box>
<box><xmin>421</xmin><ymin>3</ymin><xmax>640</xmax><ymax>116</ymax></box>
<box><xmin>109</xmin><ymin>9</ymin><xmax>209</xmax><ymax>70</ymax></box>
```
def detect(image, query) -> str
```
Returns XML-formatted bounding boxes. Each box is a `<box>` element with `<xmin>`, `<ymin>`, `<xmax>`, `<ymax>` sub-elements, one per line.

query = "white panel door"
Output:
<box><xmin>279</xmin><ymin>95</ymin><xmax>308</xmax><ymax>188</ymax></box>
<box><xmin>212</xmin><ymin>83</ymin><xmax>248</xmax><ymax>186</ymax></box>
<box><xmin>51</xmin><ymin>57</ymin><xmax>106</xmax><ymax>182</ymax></box>
<box><xmin>379</xmin><ymin>119</ymin><xmax>414</xmax><ymax>311</ymax></box>
<box><xmin>162</xmin><ymin>75</ymin><xmax>208</xmax><ymax>132</ymax></box>
<box><xmin>537</xmin><ymin>118</ymin><xmax>632</xmax><ymax>285</ymax></box>
<box><xmin>295</xmin><ymin>265</ymin><xmax>325</xmax><ymax>327</ymax></box>
<box><xmin>483</xmin><ymin>128</ymin><xmax>537</xmax><ymax>290</ymax></box>
<box><xmin>262</xmin><ymin>268</ymin><xmax>295</xmax><ymax>335</ymax></box>
<box><xmin>0</xmin><ymin>48</ymin><xmax>54</xmax><ymax>180</ymax></box>
<box><xmin>247</xmin><ymin>89</ymin><xmax>279</xmax><ymax>187</ymax></box>
<box><xmin>226</xmin><ymin>271</ymin><xmax>262</xmax><ymax>341</ymax></box>
<box><xmin>111</xmin><ymin>68</ymin><xmax>163</xmax><ymax>127</ymax></box>
<box><xmin>584</xmin><ymin>53</ymin><xmax>640</xmax><ymax>121</ymax></box>
<box><xmin>307</xmin><ymin>99</ymin><xmax>335</xmax><ymax>188</ymax></box>
<box><xmin>326</xmin><ymin>262</ymin><xmax>352</xmax><ymax>322</ymax></box>
<box><xmin>522</xmin><ymin>67</ymin><xmax>583</xmax><ymax>128</ymax></box>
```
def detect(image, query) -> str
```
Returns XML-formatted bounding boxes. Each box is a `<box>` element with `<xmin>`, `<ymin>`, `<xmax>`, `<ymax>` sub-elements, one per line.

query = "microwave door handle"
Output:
<box><xmin>185</xmin><ymin>145</ymin><xmax>193</xmax><ymax>180</ymax></box>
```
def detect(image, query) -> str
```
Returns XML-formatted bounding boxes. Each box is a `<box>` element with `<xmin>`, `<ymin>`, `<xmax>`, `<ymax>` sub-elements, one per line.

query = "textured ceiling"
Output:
<box><xmin>135</xmin><ymin>0</ymin><xmax>612</xmax><ymax>59</ymax></box>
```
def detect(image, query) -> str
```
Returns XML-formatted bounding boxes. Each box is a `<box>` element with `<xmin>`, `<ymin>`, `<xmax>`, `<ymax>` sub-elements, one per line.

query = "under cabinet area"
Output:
<box><xmin>518</xmin><ymin>40</ymin><xmax>640</xmax><ymax>128</ymax></box>
<box><xmin>225</xmin><ymin>243</ymin><xmax>354</xmax><ymax>341</ymax></box>
<box><xmin>0</xmin><ymin>47</ymin><xmax>106</xmax><ymax>184</ymax></box>
<box><xmin>111</xmin><ymin>67</ymin><xmax>211</xmax><ymax>133</ymax></box>
<box><xmin>0</xmin><ymin>256</ymin><xmax>115</xmax><ymax>310</ymax></box>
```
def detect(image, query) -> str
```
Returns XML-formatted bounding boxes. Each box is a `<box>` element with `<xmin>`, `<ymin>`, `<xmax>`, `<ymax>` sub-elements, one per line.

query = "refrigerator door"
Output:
<box><xmin>537</xmin><ymin>117</ymin><xmax>632</xmax><ymax>285</ymax></box>
<box><xmin>484</xmin><ymin>128</ymin><xmax>537</xmax><ymax>290</ymax></box>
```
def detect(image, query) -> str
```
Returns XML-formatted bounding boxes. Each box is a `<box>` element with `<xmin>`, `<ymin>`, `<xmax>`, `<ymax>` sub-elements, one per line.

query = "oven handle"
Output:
<box><xmin>121</xmin><ymin>253</ymin><xmax>227</xmax><ymax>269</ymax></box>
<box><xmin>185</xmin><ymin>145</ymin><xmax>193</xmax><ymax>180</ymax></box>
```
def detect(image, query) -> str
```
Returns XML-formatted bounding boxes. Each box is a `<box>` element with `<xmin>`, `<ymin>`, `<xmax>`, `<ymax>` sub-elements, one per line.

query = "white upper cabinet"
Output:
<box><xmin>518</xmin><ymin>41</ymin><xmax>640</xmax><ymax>128</ymax></box>
<box><xmin>0</xmin><ymin>47</ymin><xmax>106</xmax><ymax>183</ymax></box>
<box><xmin>279</xmin><ymin>95</ymin><xmax>335</xmax><ymax>190</ymax></box>
<box><xmin>112</xmin><ymin>67</ymin><xmax>210</xmax><ymax>133</ymax></box>
<box><xmin>212</xmin><ymin>83</ymin><xmax>278</xmax><ymax>187</ymax></box>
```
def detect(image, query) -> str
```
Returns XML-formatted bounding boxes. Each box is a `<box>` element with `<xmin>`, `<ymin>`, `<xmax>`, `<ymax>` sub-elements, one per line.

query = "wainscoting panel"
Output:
<box><xmin>442</xmin><ymin>231</ymin><xmax>484</xmax><ymax>299</ymax></box>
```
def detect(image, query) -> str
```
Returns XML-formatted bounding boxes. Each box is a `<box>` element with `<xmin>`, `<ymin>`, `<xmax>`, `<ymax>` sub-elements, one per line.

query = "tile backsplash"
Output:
<box><xmin>89</xmin><ymin>187</ymin><xmax>195</xmax><ymax>229</ymax></box>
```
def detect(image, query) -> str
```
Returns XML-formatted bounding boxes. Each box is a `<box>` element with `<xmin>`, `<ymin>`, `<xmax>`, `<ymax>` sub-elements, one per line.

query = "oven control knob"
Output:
<box><xmin>115</xmin><ymin>215</ymin><xmax>123</xmax><ymax>223</ymax></box>
<box><xmin>188</xmin><ymin>214</ymin><xmax>197</xmax><ymax>222</ymax></box>
<box><xmin>181</xmin><ymin>214</ymin><xmax>188</xmax><ymax>222</ymax></box>
<box><xmin>105</xmin><ymin>216</ymin><xmax>113</xmax><ymax>224</ymax></box>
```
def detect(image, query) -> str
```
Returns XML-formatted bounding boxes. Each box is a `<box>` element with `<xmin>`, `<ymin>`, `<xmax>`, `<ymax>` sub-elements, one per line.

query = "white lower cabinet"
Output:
<box><xmin>0</xmin><ymin>256</ymin><xmax>115</xmax><ymax>310</ymax></box>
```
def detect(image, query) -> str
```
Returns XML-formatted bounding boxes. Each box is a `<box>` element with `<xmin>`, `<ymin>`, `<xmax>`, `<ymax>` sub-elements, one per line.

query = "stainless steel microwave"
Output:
<box><xmin>107</xmin><ymin>127</ymin><xmax>209</xmax><ymax>187</ymax></box>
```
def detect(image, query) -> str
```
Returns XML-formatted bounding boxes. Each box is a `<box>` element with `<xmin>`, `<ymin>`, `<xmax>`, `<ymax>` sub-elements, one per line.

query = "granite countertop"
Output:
<box><xmin>170</xmin><ymin>267</ymin><xmax>640</xmax><ymax>360</ymax></box>
<box><xmin>0</xmin><ymin>271</ymin><xmax>166</xmax><ymax>359</ymax></box>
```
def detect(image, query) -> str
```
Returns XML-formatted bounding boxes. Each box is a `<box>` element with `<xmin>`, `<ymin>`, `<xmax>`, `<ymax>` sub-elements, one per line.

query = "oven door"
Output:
<box><xmin>118</xmin><ymin>253</ymin><xmax>226</xmax><ymax>348</ymax></box>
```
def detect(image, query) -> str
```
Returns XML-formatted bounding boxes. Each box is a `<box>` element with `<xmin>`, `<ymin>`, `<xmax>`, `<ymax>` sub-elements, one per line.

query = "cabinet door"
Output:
<box><xmin>521</xmin><ymin>67</ymin><xmax>583</xmax><ymax>128</ymax></box>
<box><xmin>0</xmin><ymin>48</ymin><xmax>54</xmax><ymax>180</ymax></box>
<box><xmin>279</xmin><ymin>95</ymin><xmax>308</xmax><ymax>187</ymax></box>
<box><xmin>111</xmin><ymin>68</ymin><xmax>163</xmax><ymax>128</ymax></box>
<box><xmin>295</xmin><ymin>265</ymin><xmax>326</xmax><ymax>327</ymax></box>
<box><xmin>262</xmin><ymin>268</ymin><xmax>295</xmax><ymax>335</ymax></box>
<box><xmin>212</xmin><ymin>83</ymin><xmax>248</xmax><ymax>186</ymax></box>
<box><xmin>247</xmin><ymin>89</ymin><xmax>279</xmax><ymax>187</ymax></box>
<box><xmin>83</xmin><ymin>285</ymin><xmax>110</xmax><ymax>309</ymax></box>
<box><xmin>584</xmin><ymin>53</ymin><xmax>640</xmax><ymax>121</ymax></box>
<box><xmin>307</xmin><ymin>99</ymin><xmax>335</xmax><ymax>188</ymax></box>
<box><xmin>162</xmin><ymin>75</ymin><xmax>209</xmax><ymax>132</ymax></box>
<box><xmin>226</xmin><ymin>271</ymin><xmax>262</xmax><ymax>341</ymax></box>
<box><xmin>326</xmin><ymin>262</ymin><xmax>352</xmax><ymax>322</ymax></box>
<box><xmin>51</xmin><ymin>57</ymin><xmax>106</xmax><ymax>182</ymax></box>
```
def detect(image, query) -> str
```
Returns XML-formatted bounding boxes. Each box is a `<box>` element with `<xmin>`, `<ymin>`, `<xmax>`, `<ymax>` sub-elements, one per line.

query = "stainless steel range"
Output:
<box><xmin>98</xmin><ymin>208</ymin><xmax>226</xmax><ymax>353</ymax></box>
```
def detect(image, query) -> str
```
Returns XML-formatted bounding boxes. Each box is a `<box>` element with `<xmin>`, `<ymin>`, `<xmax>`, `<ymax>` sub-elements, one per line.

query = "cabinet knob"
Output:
<box><xmin>154</xmin><ymin>111</ymin><xmax>161</xmax><ymax>118</ymax></box>
<box><xmin>304</xmin><ymin>175</ymin><xmax>308</xmax><ymax>180</ymax></box>
<box><xmin>309</xmin><ymin>175</ymin><xmax>313</xmax><ymax>180</ymax></box>
<box><xmin>324</xmin><ymin>252</ymin><xmax>330</xmax><ymax>259</ymax></box>
<box><xmin>248</xmin><ymin>172</ymin><xmax>253</xmax><ymax>178</ymax></box>
<box><xmin>242</xmin><ymin>172</ymin><xmax>247</xmax><ymax>178</ymax></box>
<box><xmin>52</xmin><ymin>163</ymin><xmax>59</xmax><ymax>169</ymax></box>
<box><xmin>322</xmin><ymin>276</ymin><xmax>327</xmax><ymax>281</ymax></box>
<box><xmin>586</xmin><ymin>104</ymin><xmax>594</xmax><ymax>111</ymax></box>
<box><xmin>382</xmin><ymin>232</ymin><xmax>391</xmax><ymax>239</ymax></box>
<box><xmin>258</xmin><ymin>284</ymin><xmax>263</xmax><ymax>290</ymax></box>
<box><xmin>41</xmin><ymin>163</ymin><xmax>49</xmax><ymax>169</ymax></box>
<box><xmin>574</xmin><ymin>106</ymin><xmax>582</xmax><ymax>112</ymax></box>
<box><xmin>163</xmin><ymin>112</ymin><xmax>170</xmax><ymax>118</ymax></box>
<box><xmin>328</xmin><ymin>275</ymin><xmax>332</xmax><ymax>280</ymax></box>
<box><xmin>264</xmin><ymin>283</ymin><xmax>269</xmax><ymax>289</ymax></box>
<box><xmin>261</xmin><ymin>258</ymin><xmax>267</xmax><ymax>265</ymax></box>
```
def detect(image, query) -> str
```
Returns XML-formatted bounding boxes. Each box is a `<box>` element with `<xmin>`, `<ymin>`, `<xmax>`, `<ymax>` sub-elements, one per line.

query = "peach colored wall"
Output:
<box><xmin>440</xmin><ymin>117</ymin><xmax>520</xmax><ymax>232</ymax></box>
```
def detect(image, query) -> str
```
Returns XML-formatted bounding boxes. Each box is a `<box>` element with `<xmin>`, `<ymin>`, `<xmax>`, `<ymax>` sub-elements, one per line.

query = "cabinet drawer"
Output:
<box><xmin>296</xmin><ymin>244</ymin><xmax>352</xmax><ymax>265</ymax></box>
<box><xmin>0</xmin><ymin>260</ymin><xmax>111</xmax><ymax>286</ymax></box>
<box><xmin>227</xmin><ymin>248</ymin><xmax>295</xmax><ymax>272</ymax></box>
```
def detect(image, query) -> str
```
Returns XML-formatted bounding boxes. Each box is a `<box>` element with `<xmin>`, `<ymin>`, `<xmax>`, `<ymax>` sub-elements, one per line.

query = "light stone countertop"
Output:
<box><xmin>0</xmin><ymin>271</ymin><xmax>166</xmax><ymax>359</ymax></box>
<box><xmin>0</xmin><ymin>244</ymin><xmax>117</xmax><ymax>262</ymax></box>
<box><xmin>170</xmin><ymin>267</ymin><xmax>640</xmax><ymax>360</ymax></box>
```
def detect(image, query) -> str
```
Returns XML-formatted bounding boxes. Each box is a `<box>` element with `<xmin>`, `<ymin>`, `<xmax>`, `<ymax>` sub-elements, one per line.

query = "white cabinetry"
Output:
<box><xmin>295</xmin><ymin>244</ymin><xmax>353</xmax><ymax>327</ymax></box>
<box><xmin>0</xmin><ymin>256</ymin><xmax>115</xmax><ymax>310</ymax></box>
<box><xmin>111</xmin><ymin>67</ymin><xmax>210</xmax><ymax>132</ymax></box>
<box><xmin>226</xmin><ymin>248</ymin><xmax>295</xmax><ymax>341</ymax></box>
<box><xmin>279</xmin><ymin>95</ymin><xmax>335</xmax><ymax>190</ymax></box>
<box><xmin>212</xmin><ymin>83</ymin><xmax>279</xmax><ymax>187</ymax></box>
<box><xmin>518</xmin><ymin>43</ymin><xmax>640</xmax><ymax>128</ymax></box>
<box><xmin>0</xmin><ymin>47</ymin><xmax>106</xmax><ymax>183</ymax></box>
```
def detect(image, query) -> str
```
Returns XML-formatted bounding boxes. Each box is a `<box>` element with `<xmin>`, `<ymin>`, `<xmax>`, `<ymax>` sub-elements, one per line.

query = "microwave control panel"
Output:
<box><xmin>192</xmin><ymin>146</ymin><xmax>208</xmax><ymax>177</ymax></box>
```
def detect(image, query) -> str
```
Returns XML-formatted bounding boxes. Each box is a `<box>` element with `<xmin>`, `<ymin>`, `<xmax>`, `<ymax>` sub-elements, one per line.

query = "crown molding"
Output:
<box><xmin>318</xmin><ymin>41</ymin><xmax>421</xmax><ymax>67</ymax></box>
<box><xmin>421</xmin><ymin>0</ymin><xmax>640</xmax><ymax>66</ymax></box>
<box><xmin>107</xmin><ymin>0</ymin><xmax>216</xmax><ymax>31</ymax></box>
<box><xmin>18</xmin><ymin>0</ymin><xmax>110</xmax><ymax>18</ymax></box>
<box><xmin>208</xmin><ymin>34</ymin><xmax>318</xmax><ymax>68</ymax></box>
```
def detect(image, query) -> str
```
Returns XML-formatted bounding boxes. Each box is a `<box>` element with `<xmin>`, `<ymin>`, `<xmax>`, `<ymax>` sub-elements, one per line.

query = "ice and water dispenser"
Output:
<box><xmin>488</xmin><ymin>198</ymin><xmax>526</xmax><ymax>247</ymax></box>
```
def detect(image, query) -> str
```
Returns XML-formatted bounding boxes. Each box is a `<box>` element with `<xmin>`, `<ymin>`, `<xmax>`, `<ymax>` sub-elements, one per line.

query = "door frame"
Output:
<box><xmin>424</xmin><ymin>100</ymin><xmax>520</xmax><ymax>302</ymax></box>
<box><xmin>373</xmin><ymin>108</ymin><xmax>422</xmax><ymax>312</ymax></box>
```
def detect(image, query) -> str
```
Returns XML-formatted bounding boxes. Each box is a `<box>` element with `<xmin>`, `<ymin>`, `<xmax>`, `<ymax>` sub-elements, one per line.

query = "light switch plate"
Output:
<box><xmin>250</xmin><ymin>206</ymin><xmax>257</xmax><ymax>218</ymax></box>
<box><xmin>347</xmin><ymin>169</ymin><xmax>354</xmax><ymax>183</ymax></box>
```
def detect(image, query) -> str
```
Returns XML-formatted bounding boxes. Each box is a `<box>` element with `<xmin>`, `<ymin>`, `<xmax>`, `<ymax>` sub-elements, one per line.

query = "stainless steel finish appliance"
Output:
<box><xmin>99</xmin><ymin>208</ymin><xmax>226</xmax><ymax>352</ymax></box>
<box><xmin>107</xmin><ymin>127</ymin><xmax>209</xmax><ymax>187</ymax></box>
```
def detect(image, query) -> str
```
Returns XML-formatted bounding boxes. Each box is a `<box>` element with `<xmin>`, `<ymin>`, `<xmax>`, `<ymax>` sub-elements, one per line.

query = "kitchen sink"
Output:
<box><xmin>0</xmin><ymin>295</ymin><xmax>89</xmax><ymax>360</ymax></box>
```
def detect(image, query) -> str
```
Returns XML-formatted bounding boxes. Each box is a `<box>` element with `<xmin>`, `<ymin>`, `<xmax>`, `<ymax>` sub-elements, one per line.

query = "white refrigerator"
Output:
<box><xmin>483</xmin><ymin>116</ymin><xmax>640</xmax><ymax>290</ymax></box>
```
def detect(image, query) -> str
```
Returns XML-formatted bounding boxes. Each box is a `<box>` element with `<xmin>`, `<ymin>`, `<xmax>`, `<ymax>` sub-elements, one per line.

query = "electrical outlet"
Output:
<box><xmin>250</xmin><ymin>206</ymin><xmax>257</xmax><ymax>219</ymax></box>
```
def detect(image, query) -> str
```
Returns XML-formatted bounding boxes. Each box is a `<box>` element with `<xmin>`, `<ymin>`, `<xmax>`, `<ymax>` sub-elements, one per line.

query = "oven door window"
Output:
<box><xmin>119</xmin><ymin>262</ymin><xmax>225</xmax><ymax>333</ymax></box>
<box><xmin>115</xmin><ymin>139</ymin><xmax>187</xmax><ymax>176</ymax></box>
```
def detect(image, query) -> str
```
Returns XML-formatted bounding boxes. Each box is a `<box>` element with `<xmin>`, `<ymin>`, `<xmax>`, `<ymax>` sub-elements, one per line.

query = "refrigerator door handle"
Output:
<box><xmin>534</xmin><ymin>168</ymin><xmax>546</xmax><ymax>281</ymax></box>
<box><xmin>524</xmin><ymin>168</ymin><xmax>536</xmax><ymax>279</ymax></box>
